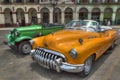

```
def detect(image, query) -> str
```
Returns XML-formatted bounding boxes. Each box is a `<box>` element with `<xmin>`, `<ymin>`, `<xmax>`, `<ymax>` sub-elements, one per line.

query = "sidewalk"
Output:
<box><xmin>0</xmin><ymin>27</ymin><xmax>14</xmax><ymax>30</ymax></box>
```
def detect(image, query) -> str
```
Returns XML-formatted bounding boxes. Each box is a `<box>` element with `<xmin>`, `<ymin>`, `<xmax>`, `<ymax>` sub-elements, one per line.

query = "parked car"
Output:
<box><xmin>4</xmin><ymin>24</ymin><xmax>64</xmax><ymax>54</ymax></box>
<box><xmin>30</xmin><ymin>20</ymin><xmax>119</xmax><ymax>77</ymax></box>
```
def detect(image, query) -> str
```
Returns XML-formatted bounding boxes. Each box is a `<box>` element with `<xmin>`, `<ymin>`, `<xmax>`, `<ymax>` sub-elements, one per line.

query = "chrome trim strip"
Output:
<box><xmin>36</xmin><ymin>47</ymin><xmax>66</xmax><ymax>60</ymax></box>
<box><xmin>59</xmin><ymin>62</ymin><xmax>84</xmax><ymax>73</ymax></box>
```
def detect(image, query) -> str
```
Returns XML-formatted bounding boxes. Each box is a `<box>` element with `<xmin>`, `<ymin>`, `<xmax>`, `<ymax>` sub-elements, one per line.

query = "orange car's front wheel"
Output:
<box><xmin>80</xmin><ymin>56</ymin><xmax>93</xmax><ymax>77</ymax></box>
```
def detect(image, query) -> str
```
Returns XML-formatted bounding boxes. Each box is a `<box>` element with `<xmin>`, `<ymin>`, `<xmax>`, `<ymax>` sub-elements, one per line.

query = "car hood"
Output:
<box><xmin>15</xmin><ymin>25</ymin><xmax>42</xmax><ymax>32</ymax></box>
<box><xmin>37</xmin><ymin>29</ymin><xmax>100</xmax><ymax>54</ymax></box>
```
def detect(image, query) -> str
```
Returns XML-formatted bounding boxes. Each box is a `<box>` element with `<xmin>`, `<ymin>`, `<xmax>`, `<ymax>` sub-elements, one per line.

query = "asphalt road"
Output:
<box><xmin>0</xmin><ymin>30</ymin><xmax>120</xmax><ymax>80</ymax></box>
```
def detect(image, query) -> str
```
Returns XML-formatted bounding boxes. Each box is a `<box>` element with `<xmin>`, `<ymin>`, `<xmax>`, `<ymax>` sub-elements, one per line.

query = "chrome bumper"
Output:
<box><xmin>30</xmin><ymin>49</ymin><xmax>84</xmax><ymax>73</ymax></box>
<box><xmin>59</xmin><ymin>62</ymin><xmax>84</xmax><ymax>73</ymax></box>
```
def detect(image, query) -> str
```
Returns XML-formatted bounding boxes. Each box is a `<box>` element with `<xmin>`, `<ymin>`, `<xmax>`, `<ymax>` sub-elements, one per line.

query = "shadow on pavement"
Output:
<box><xmin>5</xmin><ymin>49</ymin><xmax>26</xmax><ymax>58</ymax></box>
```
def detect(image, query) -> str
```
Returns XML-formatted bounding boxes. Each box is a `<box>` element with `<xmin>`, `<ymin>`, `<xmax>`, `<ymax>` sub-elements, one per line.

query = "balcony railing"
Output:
<box><xmin>2</xmin><ymin>1</ymin><xmax>12</xmax><ymax>4</ymax></box>
<box><xmin>1</xmin><ymin>0</ymin><xmax>120</xmax><ymax>5</ymax></box>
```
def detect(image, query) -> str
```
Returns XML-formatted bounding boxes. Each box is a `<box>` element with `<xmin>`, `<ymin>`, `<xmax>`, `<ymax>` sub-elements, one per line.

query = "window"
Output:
<box><xmin>92</xmin><ymin>22</ymin><xmax>97</xmax><ymax>26</ymax></box>
<box><xmin>93</xmin><ymin>0</ymin><xmax>102</xmax><ymax>3</ymax></box>
<box><xmin>29</xmin><ymin>0</ymin><xmax>34</xmax><ymax>2</ymax></box>
<box><xmin>81</xmin><ymin>0</ymin><xmax>89</xmax><ymax>3</ymax></box>
<box><xmin>104</xmin><ymin>0</ymin><xmax>114</xmax><ymax>3</ymax></box>
<box><xmin>3</xmin><ymin>0</ymin><xmax>10</xmax><ymax>3</ymax></box>
<box><xmin>16</xmin><ymin>0</ymin><xmax>22</xmax><ymax>3</ymax></box>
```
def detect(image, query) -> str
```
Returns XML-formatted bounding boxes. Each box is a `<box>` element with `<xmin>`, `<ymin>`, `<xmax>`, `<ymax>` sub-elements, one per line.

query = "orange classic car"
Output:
<box><xmin>30</xmin><ymin>20</ymin><xmax>119</xmax><ymax>77</ymax></box>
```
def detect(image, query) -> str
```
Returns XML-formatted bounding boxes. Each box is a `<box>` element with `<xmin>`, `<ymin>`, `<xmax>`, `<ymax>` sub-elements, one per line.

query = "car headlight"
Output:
<box><xmin>14</xmin><ymin>31</ymin><xmax>19</xmax><ymax>36</ymax></box>
<box><xmin>69</xmin><ymin>48</ymin><xmax>78</xmax><ymax>58</ymax></box>
<box><xmin>29</xmin><ymin>40</ymin><xmax>34</xmax><ymax>45</ymax></box>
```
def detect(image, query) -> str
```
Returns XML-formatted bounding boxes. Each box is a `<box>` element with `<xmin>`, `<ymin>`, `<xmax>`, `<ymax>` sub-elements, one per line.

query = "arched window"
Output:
<box><xmin>16</xmin><ymin>8</ymin><xmax>25</xmax><ymax>26</ymax></box>
<box><xmin>4</xmin><ymin>8</ymin><xmax>13</xmax><ymax>27</ymax></box>
<box><xmin>28</xmin><ymin>8</ymin><xmax>37</xmax><ymax>24</ymax></box>
<box><xmin>40</xmin><ymin>7</ymin><xmax>50</xmax><ymax>23</ymax></box>
<box><xmin>92</xmin><ymin>0</ymin><xmax>102</xmax><ymax>3</ymax></box>
<box><xmin>64</xmin><ymin>8</ymin><xmax>73</xmax><ymax>23</ymax></box>
<box><xmin>53</xmin><ymin>8</ymin><xmax>61</xmax><ymax>24</ymax></box>
<box><xmin>104</xmin><ymin>0</ymin><xmax>115</xmax><ymax>3</ymax></box>
<box><xmin>91</xmin><ymin>8</ymin><xmax>101</xmax><ymax>22</ymax></box>
<box><xmin>116</xmin><ymin>8</ymin><xmax>120</xmax><ymax>25</ymax></box>
<box><xmin>79</xmin><ymin>8</ymin><xmax>88</xmax><ymax>20</ymax></box>
<box><xmin>80</xmin><ymin>0</ymin><xmax>89</xmax><ymax>3</ymax></box>
<box><xmin>104</xmin><ymin>8</ymin><xmax>113</xmax><ymax>25</ymax></box>
<box><xmin>16</xmin><ymin>0</ymin><xmax>22</xmax><ymax>3</ymax></box>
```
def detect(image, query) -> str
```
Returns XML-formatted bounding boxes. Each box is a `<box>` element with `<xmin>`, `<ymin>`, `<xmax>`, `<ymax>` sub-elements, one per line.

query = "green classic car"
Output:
<box><xmin>5</xmin><ymin>24</ymin><xmax>64</xmax><ymax>54</ymax></box>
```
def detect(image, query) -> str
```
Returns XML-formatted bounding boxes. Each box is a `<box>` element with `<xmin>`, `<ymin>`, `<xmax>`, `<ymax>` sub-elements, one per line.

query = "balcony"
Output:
<box><xmin>2</xmin><ymin>0</ymin><xmax>12</xmax><ymax>4</ymax></box>
<box><xmin>26</xmin><ymin>0</ymin><xmax>39</xmax><ymax>4</ymax></box>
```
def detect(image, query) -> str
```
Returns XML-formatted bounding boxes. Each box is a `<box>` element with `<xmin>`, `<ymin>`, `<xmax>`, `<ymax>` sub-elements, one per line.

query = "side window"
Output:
<box><xmin>73</xmin><ymin>21</ymin><xmax>80</xmax><ymax>27</ymax></box>
<box><xmin>92</xmin><ymin>22</ymin><xmax>97</xmax><ymax>26</ymax></box>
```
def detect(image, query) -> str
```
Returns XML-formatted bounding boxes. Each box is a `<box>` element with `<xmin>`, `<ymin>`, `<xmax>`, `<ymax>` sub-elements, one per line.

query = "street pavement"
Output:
<box><xmin>0</xmin><ymin>30</ymin><xmax>120</xmax><ymax>80</ymax></box>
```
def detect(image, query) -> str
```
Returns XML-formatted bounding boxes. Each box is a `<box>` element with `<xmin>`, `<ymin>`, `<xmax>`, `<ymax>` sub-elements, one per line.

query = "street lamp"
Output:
<box><xmin>50</xmin><ymin>0</ymin><xmax>58</xmax><ymax>23</ymax></box>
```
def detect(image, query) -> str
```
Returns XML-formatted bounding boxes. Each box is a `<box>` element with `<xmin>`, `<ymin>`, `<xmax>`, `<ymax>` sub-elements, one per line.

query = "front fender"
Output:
<box><xmin>15</xmin><ymin>36</ymin><xmax>32</xmax><ymax>43</ymax></box>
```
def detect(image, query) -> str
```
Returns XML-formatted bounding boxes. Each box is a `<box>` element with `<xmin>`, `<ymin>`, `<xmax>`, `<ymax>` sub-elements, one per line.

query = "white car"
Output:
<box><xmin>65</xmin><ymin>20</ymin><xmax>112</xmax><ymax>32</ymax></box>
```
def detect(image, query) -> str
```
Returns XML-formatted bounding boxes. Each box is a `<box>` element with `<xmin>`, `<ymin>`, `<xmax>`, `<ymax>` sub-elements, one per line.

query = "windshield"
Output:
<box><xmin>65</xmin><ymin>20</ymin><xmax>89</xmax><ymax>29</ymax></box>
<box><xmin>65</xmin><ymin>20</ymin><xmax>100</xmax><ymax>32</ymax></box>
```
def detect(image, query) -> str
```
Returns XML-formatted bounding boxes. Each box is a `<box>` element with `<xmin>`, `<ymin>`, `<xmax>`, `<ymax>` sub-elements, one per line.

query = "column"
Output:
<box><xmin>12</xmin><ymin>13</ymin><xmax>17</xmax><ymax>27</ymax></box>
<box><xmin>100</xmin><ymin>12</ymin><xmax>104</xmax><ymax>25</ymax></box>
<box><xmin>37</xmin><ymin>13</ymin><xmax>41</xmax><ymax>24</ymax></box>
<box><xmin>49</xmin><ymin>9</ymin><xmax>53</xmax><ymax>23</ymax></box>
<box><xmin>73</xmin><ymin>5</ymin><xmax>78</xmax><ymax>20</ymax></box>
<box><xmin>25</xmin><ymin>13</ymin><xmax>29</xmax><ymax>25</ymax></box>
<box><xmin>88</xmin><ymin>12</ymin><xmax>91</xmax><ymax>20</ymax></box>
<box><xmin>0</xmin><ymin>13</ymin><xmax>5</xmax><ymax>27</ymax></box>
<box><xmin>112</xmin><ymin>12</ymin><xmax>116</xmax><ymax>25</ymax></box>
<box><xmin>76</xmin><ymin>12</ymin><xmax>79</xmax><ymax>20</ymax></box>
<box><xmin>61</xmin><ymin>11</ymin><xmax>65</xmax><ymax>24</ymax></box>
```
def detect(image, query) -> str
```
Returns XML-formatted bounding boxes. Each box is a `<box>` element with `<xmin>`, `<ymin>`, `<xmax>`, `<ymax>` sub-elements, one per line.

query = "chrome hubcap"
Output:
<box><xmin>84</xmin><ymin>56</ymin><xmax>92</xmax><ymax>74</ymax></box>
<box><xmin>22</xmin><ymin>44</ymin><xmax>31</xmax><ymax>54</ymax></box>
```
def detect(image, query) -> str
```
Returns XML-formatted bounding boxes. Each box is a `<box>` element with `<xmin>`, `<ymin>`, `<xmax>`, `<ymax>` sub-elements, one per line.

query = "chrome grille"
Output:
<box><xmin>32</xmin><ymin>47</ymin><xmax>65</xmax><ymax>70</ymax></box>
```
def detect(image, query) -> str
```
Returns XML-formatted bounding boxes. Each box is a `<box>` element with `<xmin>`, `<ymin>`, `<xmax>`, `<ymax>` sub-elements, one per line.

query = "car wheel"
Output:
<box><xmin>80</xmin><ymin>56</ymin><xmax>93</xmax><ymax>77</ymax></box>
<box><xmin>18</xmin><ymin>41</ymin><xmax>31</xmax><ymax>55</ymax></box>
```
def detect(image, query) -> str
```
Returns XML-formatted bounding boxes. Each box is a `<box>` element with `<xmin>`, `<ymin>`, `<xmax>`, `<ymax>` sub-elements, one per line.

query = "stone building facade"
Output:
<box><xmin>0</xmin><ymin>0</ymin><xmax>120</xmax><ymax>27</ymax></box>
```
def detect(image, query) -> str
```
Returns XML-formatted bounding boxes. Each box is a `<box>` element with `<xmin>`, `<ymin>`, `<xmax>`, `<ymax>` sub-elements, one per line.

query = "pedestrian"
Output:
<box><xmin>16</xmin><ymin>19</ymin><xmax>19</xmax><ymax>27</ymax></box>
<box><xmin>107</xmin><ymin>19</ymin><xmax>111</xmax><ymax>26</ymax></box>
<box><xmin>104</xmin><ymin>19</ymin><xmax>107</xmax><ymax>25</ymax></box>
